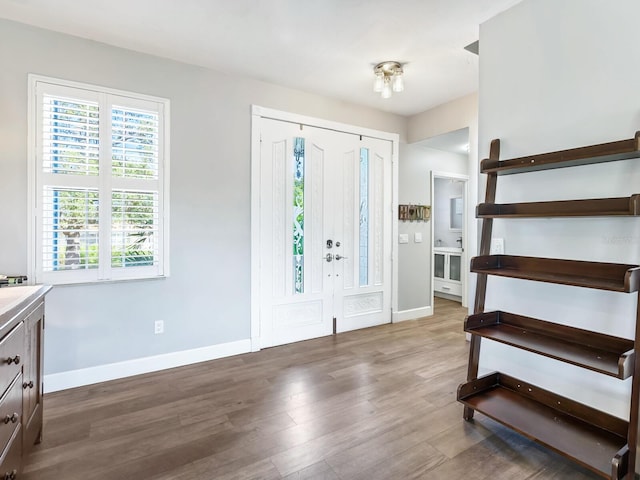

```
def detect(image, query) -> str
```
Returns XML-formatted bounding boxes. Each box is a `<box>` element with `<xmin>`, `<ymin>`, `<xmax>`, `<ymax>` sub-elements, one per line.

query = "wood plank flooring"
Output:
<box><xmin>24</xmin><ymin>298</ymin><xmax>601</xmax><ymax>479</ymax></box>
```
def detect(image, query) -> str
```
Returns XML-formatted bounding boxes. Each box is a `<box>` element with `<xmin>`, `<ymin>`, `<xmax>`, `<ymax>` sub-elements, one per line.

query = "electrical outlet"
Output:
<box><xmin>154</xmin><ymin>320</ymin><xmax>164</xmax><ymax>334</ymax></box>
<box><xmin>491</xmin><ymin>238</ymin><xmax>505</xmax><ymax>254</ymax></box>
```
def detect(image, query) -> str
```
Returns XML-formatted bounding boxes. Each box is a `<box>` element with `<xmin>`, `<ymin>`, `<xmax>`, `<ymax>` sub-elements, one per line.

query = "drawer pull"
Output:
<box><xmin>22</xmin><ymin>381</ymin><xmax>34</xmax><ymax>389</ymax></box>
<box><xmin>4</xmin><ymin>469</ymin><xmax>17</xmax><ymax>480</ymax></box>
<box><xmin>5</xmin><ymin>355</ymin><xmax>19</xmax><ymax>365</ymax></box>
<box><xmin>3</xmin><ymin>413</ymin><xmax>18</xmax><ymax>424</ymax></box>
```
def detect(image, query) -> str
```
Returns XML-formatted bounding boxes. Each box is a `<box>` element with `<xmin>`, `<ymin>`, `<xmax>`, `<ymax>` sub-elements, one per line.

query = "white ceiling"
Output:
<box><xmin>0</xmin><ymin>0</ymin><xmax>522</xmax><ymax>117</ymax></box>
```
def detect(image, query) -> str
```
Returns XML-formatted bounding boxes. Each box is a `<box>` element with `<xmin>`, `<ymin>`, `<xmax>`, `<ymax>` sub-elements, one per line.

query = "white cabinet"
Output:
<box><xmin>434</xmin><ymin>249</ymin><xmax>462</xmax><ymax>296</ymax></box>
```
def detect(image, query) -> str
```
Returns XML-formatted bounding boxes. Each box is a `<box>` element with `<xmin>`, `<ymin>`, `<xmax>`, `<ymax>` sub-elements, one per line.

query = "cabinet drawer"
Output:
<box><xmin>0</xmin><ymin>423</ymin><xmax>21</xmax><ymax>480</ymax></box>
<box><xmin>0</xmin><ymin>325</ymin><xmax>23</xmax><ymax>398</ymax></box>
<box><xmin>434</xmin><ymin>279</ymin><xmax>462</xmax><ymax>296</ymax></box>
<box><xmin>0</xmin><ymin>376</ymin><xmax>22</xmax><ymax>457</ymax></box>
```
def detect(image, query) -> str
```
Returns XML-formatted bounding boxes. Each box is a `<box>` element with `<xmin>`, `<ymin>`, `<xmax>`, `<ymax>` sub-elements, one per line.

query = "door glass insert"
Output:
<box><xmin>449</xmin><ymin>254</ymin><xmax>461</xmax><ymax>281</ymax></box>
<box><xmin>359</xmin><ymin>147</ymin><xmax>369</xmax><ymax>286</ymax></box>
<box><xmin>293</xmin><ymin>137</ymin><xmax>305</xmax><ymax>294</ymax></box>
<box><xmin>434</xmin><ymin>253</ymin><xmax>445</xmax><ymax>279</ymax></box>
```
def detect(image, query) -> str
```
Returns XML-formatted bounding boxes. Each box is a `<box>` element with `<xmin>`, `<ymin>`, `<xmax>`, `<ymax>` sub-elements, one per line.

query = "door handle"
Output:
<box><xmin>324</xmin><ymin>253</ymin><xmax>334</xmax><ymax>262</ymax></box>
<box><xmin>335</xmin><ymin>254</ymin><xmax>348</xmax><ymax>261</ymax></box>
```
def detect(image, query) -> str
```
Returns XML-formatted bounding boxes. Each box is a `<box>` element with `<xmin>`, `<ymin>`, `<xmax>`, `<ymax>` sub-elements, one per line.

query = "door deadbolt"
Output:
<box><xmin>326</xmin><ymin>239</ymin><xmax>333</xmax><ymax>249</ymax></box>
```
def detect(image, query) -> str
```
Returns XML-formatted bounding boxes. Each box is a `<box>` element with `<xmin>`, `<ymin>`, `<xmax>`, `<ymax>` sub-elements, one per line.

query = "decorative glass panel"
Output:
<box><xmin>42</xmin><ymin>187</ymin><xmax>99</xmax><ymax>271</ymax></box>
<box><xmin>111</xmin><ymin>190</ymin><xmax>159</xmax><ymax>268</ymax></box>
<box><xmin>359</xmin><ymin>148</ymin><xmax>369</xmax><ymax>286</ymax></box>
<box><xmin>42</xmin><ymin>96</ymin><xmax>100</xmax><ymax>175</ymax></box>
<box><xmin>293</xmin><ymin>137</ymin><xmax>305</xmax><ymax>294</ymax></box>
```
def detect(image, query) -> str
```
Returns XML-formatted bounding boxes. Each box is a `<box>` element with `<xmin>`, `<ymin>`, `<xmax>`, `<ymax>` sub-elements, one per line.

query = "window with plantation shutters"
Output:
<box><xmin>30</xmin><ymin>76</ymin><xmax>170</xmax><ymax>284</ymax></box>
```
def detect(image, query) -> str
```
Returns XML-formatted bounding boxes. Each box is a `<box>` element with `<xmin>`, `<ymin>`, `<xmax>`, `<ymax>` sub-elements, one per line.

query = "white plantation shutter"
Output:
<box><xmin>41</xmin><ymin>95</ymin><xmax>100</xmax><ymax>175</ymax></box>
<box><xmin>111</xmin><ymin>105</ymin><xmax>159</xmax><ymax>179</ymax></box>
<box><xmin>32</xmin><ymin>77</ymin><xmax>169</xmax><ymax>284</ymax></box>
<box><xmin>111</xmin><ymin>190</ymin><xmax>159</xmax><ymax>268</ymax></box>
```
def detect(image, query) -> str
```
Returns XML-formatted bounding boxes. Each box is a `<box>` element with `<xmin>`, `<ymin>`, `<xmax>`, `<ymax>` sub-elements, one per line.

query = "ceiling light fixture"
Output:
<box><xmin>373</xmin><ymin>61</ymin><xmax>404</xmax><ymax>99</ymax></box>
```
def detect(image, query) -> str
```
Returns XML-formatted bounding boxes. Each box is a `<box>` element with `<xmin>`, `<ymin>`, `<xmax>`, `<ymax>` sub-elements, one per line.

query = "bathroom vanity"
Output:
<box><xmin>434</xmin><ymin>247</ymin><xmax>462</xmax><ymax>297</ymax></box>
<box><xmin>0</xmin><ymin>285</ymin><xmax>50</xmax><ymax>478</ymax></box>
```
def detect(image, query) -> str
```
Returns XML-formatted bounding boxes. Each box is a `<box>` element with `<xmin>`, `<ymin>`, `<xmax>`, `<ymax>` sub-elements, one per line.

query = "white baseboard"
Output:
<box><xmin>392</xmin><ymin>306</ymin><xmax>433</xmax><ymax>322</ymax></box>
<box><xmin>44</xmin><ymin>338</ymin><xmax>252</xmax><ymax>393</ymax></box>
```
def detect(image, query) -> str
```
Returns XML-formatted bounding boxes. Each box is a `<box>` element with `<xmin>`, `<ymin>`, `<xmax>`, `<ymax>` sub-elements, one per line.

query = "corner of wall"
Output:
<box><xmin>407</xmin><ymin>92</ymin><xmax>478</xmax><ymax>144</ymax></box>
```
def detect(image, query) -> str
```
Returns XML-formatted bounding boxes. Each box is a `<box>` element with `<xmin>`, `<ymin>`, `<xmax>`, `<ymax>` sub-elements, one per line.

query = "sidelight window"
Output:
<box><xmin>293</xmin><ymin>137</ymin><xmax>305</xmax><ymax>294</ymax></box>
<box><xmin>359</xmin><ymin>147</ymin><xmax>369</xmax><ymax>286</ymax></box>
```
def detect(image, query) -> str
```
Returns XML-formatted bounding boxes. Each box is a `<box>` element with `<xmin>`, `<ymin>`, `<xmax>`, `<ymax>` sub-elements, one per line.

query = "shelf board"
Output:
<box><xmin>481</xmin><ymin>132</ymin><xmax>640</xmax><ymax>175</ymax></box>
<box><xmin>470</xmin><ymin>255</ymin><xmax>640</xmax><ymax>292</ymax></box>
<box><xmin>477</xmin><ymin>195</ymin><xmax>640</xmax><ymax>218</ymax></box>
<box><xmin>465</xmin><ymin>311</ymin><xmax>634</xmax><ymax>379</ymax></box>
<box><xmin>458</xmin><ymin>372</ymin><xmax>629</xmax><ymax>479</ymax></box>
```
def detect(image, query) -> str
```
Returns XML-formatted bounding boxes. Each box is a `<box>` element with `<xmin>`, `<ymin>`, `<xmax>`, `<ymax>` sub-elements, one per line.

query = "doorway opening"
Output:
<box><xmin>431</xmin><ymin>173</ymin><xmax>468</xmax><ymax>307</ymax></box>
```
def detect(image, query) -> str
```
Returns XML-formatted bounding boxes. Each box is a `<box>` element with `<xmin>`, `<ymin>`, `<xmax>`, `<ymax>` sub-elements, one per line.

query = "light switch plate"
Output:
<box><xmin>414</xmin><ymin>232</ymin><xmax>423</xmax><ymax>243</ymax></box>
<box><xmin>399</xmin><ymin>234</ymin><xmax>409</xmax><ymax>244</ymax></box>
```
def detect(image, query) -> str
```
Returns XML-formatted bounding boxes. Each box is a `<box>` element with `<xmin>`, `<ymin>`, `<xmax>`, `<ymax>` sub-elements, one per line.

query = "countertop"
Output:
<box><xmin>434</xmin><ymin>247</ymin><xmax>463</xmax><ymax>253</ymax></box>
<box><xmin>0</xmin><ymin>285</ymin><xmax>51</xmax><ymax>320</ymax></box>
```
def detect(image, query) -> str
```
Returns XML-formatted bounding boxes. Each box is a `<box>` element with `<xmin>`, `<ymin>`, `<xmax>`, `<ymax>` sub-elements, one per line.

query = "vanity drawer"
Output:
<box><xmin>434</xmin><ymin>279</ymin><xmax>462</xmax><ymax>296</ymax></box>
<box><xmin>0</xmin><ymin>325</ymin><xmax>23</xmax><ymax>398</ymax></box>
<box><xmin>0</xmin><ymin>423</ymin><xmax>21</xmax><ymax>480</ymax></box>
<box><xmin>0</xmin><ymin>376</ymin><xmax>22</xmax><ymax>457</ymax></box>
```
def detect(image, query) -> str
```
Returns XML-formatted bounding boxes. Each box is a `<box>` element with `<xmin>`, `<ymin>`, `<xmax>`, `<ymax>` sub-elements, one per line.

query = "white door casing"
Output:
<box><xmin>251</xmin><ymin>107</ymin><xmax>397</xmax><ymax>349</ymax></box>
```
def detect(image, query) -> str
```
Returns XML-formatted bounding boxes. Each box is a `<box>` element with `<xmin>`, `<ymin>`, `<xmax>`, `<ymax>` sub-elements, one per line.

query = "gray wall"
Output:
<box><xmin>407</xmin><ymin>94</ymin><xmax>479</xmax><ymax>311</ymax></box>
<box><xmin>397</xmin><ymin>143</ymin><xmax>467</xmax><ymax>311</ymax></box>
<box><xmin>478</xmin><ymin>0</ymin><xmax>640</xmax><ymax>419</ymax></box>
<box><xmin>0</xmin><ymin>19</ymin><xmax>407</xmax><ymax>375</ymax></box>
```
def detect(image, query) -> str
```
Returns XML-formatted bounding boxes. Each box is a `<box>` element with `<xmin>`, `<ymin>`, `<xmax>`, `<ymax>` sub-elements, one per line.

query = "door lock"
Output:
<box><xmin>326</xmin><ymin>239</ymin><xmax>333</xmax><ymax>249</ymax></box>
<box><xmin>324</xmin><ymin>253</ymin><xmax>334</xmax><ymax>262</ymax></box>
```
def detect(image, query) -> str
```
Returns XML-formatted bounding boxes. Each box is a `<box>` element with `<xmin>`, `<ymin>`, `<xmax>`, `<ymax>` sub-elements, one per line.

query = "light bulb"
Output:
<box><xmin>392</xmin><ymin>72</ymin><xmax>404</xmax><ymax>92</ymax></box>
<box><xmin>373</xmin><ymin>73</ymin><xmax>384</xmax><ymax>92</ymax></box>
<box><xmin>381</xmin><ymin>77</ymin><xmax>392</xmax><ymax>99</ymax></box>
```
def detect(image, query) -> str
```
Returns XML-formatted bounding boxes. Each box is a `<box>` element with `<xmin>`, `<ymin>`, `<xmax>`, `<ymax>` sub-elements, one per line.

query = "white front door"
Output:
<box><xmin>258</xmin><ymin>118</ymin><xmax>392</xmax><ymax>348</ymax></box>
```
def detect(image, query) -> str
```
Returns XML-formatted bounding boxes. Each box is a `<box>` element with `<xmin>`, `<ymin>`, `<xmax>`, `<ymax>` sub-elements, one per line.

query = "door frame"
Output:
<box><xmin>250</xmin><ymin>105</ymin><xmax>400</xmax><ymax>352</ymax></box>
<box><xmin>430</xmin><ymin>171</ymin><xmax>469</xmax><ymax>309</ymax></box>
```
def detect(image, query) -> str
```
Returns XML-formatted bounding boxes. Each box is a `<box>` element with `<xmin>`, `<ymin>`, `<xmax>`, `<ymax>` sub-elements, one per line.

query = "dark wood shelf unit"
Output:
<box><xmin>457</xmin><ymin>372</ymin><xmax>629</xmax><ymax>479</ymax></box>
<box><xmin>481</xmin><ymin>132</ymin><xmax>640</xmax><ymax>175</ymax></box>
<box><xmin>460</xmin><ymin>134</ymin><xmax>640</xmax><ymax>479</ymax></box>
<box><xmin>477</xmin><ymin>195</ymin><xmax>640</xmax><ymax>218</ymax></box>
<box><xmin>470</xmin><ymin>255</ymin><xmax>640</xmax><ymax>292</ymax></box>
<box><xmin>465</xmin><ymin>311</ymin><xmax>634</xmax><ymax>379</ymax></box>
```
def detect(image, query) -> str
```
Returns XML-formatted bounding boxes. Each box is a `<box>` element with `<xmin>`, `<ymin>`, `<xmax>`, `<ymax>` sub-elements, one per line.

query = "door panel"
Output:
<box><xmin>259</xmin><ymin>118</ymin><xmax>392</xmax><ymax>347</ymax></box>
<box><xmin>336</xmin><ymin>136</ymin><xmax>392</xmax><ymax>332</ymax></box>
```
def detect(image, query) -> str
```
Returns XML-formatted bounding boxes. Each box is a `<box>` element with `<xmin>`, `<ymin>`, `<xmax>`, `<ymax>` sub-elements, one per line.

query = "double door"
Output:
<box><xmin>258</xmin><ymin>118</ymin><xmax>392</xmax><ymax>348</ymax></box>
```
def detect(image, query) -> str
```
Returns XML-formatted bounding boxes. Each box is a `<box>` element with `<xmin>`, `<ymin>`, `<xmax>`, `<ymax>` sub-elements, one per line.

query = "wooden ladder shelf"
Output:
<box><xmin>458</xmin><ymin>132</ymin><xmax>640</xmax><ymax>480</ymax></box>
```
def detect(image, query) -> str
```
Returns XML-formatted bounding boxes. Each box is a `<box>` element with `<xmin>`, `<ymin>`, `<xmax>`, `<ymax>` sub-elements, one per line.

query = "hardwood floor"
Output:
<box><xmin>24</xmin><ymin>298</ymin><xmax>600</xmax><ymax>479</ymax></box>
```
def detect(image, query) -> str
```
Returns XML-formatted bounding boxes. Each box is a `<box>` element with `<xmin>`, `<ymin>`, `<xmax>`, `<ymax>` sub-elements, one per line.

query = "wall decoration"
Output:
<box><xmin>398</xmin><ymin>204</ymin><xmax>409</xmax><ymax>221</ymax></box>
<box><xmin>398</xmin><ymin>204</ymin><xmax>430</xmax><ymax>222</ymax></box>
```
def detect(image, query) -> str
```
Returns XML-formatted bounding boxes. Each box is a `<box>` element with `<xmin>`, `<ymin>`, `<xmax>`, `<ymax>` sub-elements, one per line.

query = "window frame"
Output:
<box><xmin>28</xmin><ymin>75</ymin><xmax>171</xmax><ymax>285</ymax></box>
